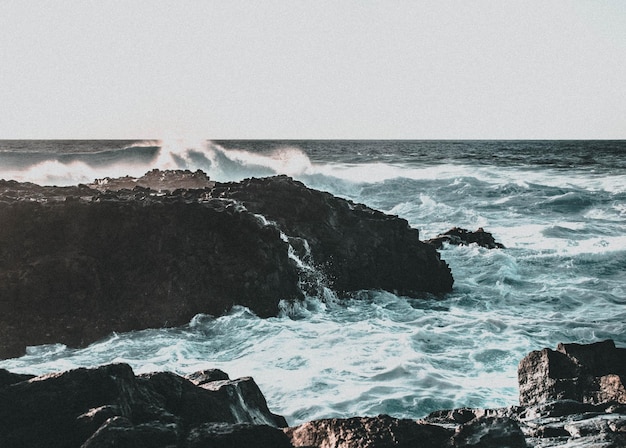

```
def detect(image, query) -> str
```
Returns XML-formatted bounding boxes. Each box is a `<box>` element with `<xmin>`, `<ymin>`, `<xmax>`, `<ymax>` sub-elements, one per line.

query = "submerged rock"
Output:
<box><xmin>425</xmin><ymin>227</ymin><xmax>505</xmax><ymax>249</ymax></box>
<box><xmin>0</xmin><ymin>172</ymin><xmax>453</xmax><ymax>359</ymax></box>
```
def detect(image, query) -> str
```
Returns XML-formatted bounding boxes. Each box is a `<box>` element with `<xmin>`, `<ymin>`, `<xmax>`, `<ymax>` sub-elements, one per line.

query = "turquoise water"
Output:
<box><xmin>0</xmin><ymin>140</ymin><xmax>624</xmax><ymax>425</ymax></box>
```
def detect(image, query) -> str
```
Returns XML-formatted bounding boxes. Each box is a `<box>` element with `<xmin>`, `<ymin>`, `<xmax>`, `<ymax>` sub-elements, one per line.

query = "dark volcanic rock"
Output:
<box><xmin>425</xmin><ymin>227</ymin><xmax>505</xmax><ymax>249</ymax></box>
<box><xmin>424</xmin><ymin>400</ymin><xmax>626</xmax><ymax>448</ymax></box>
<box><xmin>0</xmin><ymin>368</ymin><xmax>35</xmax><ymax>387</ymax></box>
<box><xmin>518</xmin><ymin>340</ymin><xmax>626</xmax><ymax>406</ymax></box>
<box><xmin>0</xmin><ymin>190</ymin><xmax>302</xmax><ymax>358</ymax></box>
<box><xmin>2</xmin><ymin>341</ymin><xmax>625</xmax><ymax>448</ymax></box>
<box><xmin>285</xmin><ymin>414</ymin><xmax>452</xmax><ymax>448</ymax></box>
<box><xmin>213</xmin><ymin>176</ymin><xmax>453</xmax><ymax>296</ymax></box>
<box><xmin>0</xmin><ymin>172</ymin><xmax>453</xmax><ymax>359</ymax></box>
<box><xmin>450</xmin><ymin>416</ymin><xmax>527</xmax><ymax>447</ymax></box>
<box><xmin>0</xmin><ymin>363</ymin><xmax>287</xmax><ymax>448</ymax></box>
<box><xmin>89</xmin><ymin>168</ymin><xmax>214</xmax><ymax>192</ymax></box>
<box><xmin>186</xmin><ymin>422</ymin><xmax>293</xmax><ymax>448</ymax></box>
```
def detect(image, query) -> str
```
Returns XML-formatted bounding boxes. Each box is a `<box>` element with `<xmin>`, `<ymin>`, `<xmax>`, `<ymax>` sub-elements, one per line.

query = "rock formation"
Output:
<box><xmin>212</xmin><ymin>176</ymin><xmax>453</xmax><ymax>296</ymax></box>
<box><xmin>0</xmin><ymin>363</ymin><xmax>289</xmax><ymax>448</ymax></box>
<box><xmin>0</xmin><ymin>172</ymin><xmax>453</xmax><ymax>358</ymax></box>
<box><xmin>1</xmin><ymin>341</ymin><xmax>624</xmax><ymax>447</ymax></box>
<box><xmin>425</xmin><ymin>227</ymin><xmax>505</xmax><ymax>249</ymax></box>
<box><xmin>285</xmin><ymin>415</ymin><xmax>452</xmax><ymax>448</ymax></box>
<box><xmin>518</xmin><ymin>339</ymin><xmax>626</xmax><ymax>406</ymax></box>
<box><xmin>89</xmin><ymin>169</ymin><xmax>215</xmax><ymax>192</ymax></box>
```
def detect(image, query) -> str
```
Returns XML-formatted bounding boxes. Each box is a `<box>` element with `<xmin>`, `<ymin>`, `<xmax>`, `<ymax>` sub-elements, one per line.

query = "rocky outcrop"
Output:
<box><xmin>0</xmin><ymin>182</ymin><xmax>303</xmax><ymax>359</ymax></box>
<box><xmin>89</xmin><ymin>169</ymin><xmax>215</xmax><ymax>192</ymax></box>
<box><xmin>285</xmin><ymin>415</ymin><xmax>452</xmax><ymax>448</ymax></box>
<box><xmin>0</xmin><ymin>363</ymin><xmax>289</xmax><ymax>448</ymax></box>
<box><xmin>424</xmin><ymin>400</ymin><xmax>626</xmax><ymax>448</ymax></box>
<box><xmin>518</xmin><ymin>340</ymin><xmax>626</xmax><ymax>406</ymax></box>
<box><xmin>1</xmin><ymin>341</ymin><xmax>625</xmax><ymax>447</ymax></box>
<box><xmin>425</xmin><ymin>227</ymin><xmax>505</xmax><ymax>249</ymax></box>
<box><xmin>212</xmin><ymin>176</ymin><xmax>453</xmax><ymax>296</ymax></box>
<box><xmin>0</xmin><ymin>172</ymin><xmax>452</xmax><ymax>358</ymax></box>
<box><xmin>286</xmin><ymin>340</ymin><xmax>626</xmax><ymax>448</ymax></box>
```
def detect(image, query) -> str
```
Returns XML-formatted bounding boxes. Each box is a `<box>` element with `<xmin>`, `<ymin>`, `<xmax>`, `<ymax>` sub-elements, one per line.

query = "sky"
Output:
<box><xmin>1</xmin><ymin>1</ymin><xmax>625</xmax><ymax>139</ymax></box>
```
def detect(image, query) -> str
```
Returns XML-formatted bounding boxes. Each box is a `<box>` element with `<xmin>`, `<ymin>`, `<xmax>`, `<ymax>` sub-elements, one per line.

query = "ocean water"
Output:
<box><xmin>0</xmin><ymin>139</ymin><xmax>625</xmax><ymax>425</ymax></box>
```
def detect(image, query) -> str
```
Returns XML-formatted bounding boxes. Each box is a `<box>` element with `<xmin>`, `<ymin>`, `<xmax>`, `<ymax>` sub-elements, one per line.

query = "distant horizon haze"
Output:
<box><xmin>1</xmin><ymin>1</ymin><xmax>625</xmax><ymax>140</ymax></box>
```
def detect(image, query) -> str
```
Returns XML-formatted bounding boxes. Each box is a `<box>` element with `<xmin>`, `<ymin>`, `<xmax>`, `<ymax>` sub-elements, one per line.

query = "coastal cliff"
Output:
<box><xmin>0</xmin><ymin>170</ymin><xmax>452</xmax><ymax>359</ymax></box>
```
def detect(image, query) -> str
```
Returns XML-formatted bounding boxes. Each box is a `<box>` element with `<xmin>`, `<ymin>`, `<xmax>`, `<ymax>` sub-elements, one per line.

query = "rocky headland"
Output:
<box><xmin>0</xmin><ymin>170</ymin><xmax>453</xmax><ymax>359</ymax></box>
<box><xmin>1</xmin><ymin>340</ymin><xmax>624</xmax><ymax>447</ymax></box>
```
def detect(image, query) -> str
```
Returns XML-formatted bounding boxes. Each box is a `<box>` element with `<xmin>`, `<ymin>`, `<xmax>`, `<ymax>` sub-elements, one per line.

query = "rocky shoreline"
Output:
<box><xmin>0</xmin><ymin>170</ymin><xmax>452</xmax><ymax>359</ymax></box>
<box><xmin>1</xmin><ymin>340</ymin><xmax>624</xmax><ymax>447</ymax></box>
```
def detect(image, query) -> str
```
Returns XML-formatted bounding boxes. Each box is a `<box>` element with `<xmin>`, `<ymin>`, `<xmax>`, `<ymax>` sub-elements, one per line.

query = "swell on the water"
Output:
<box><xmin>0</xmin><ymin>140</ymin><xmax>624</xmax><ymax>426</ymax></box>
<box><xmin>0</xmin><ymin>139</ymin><xmax>319</xmax><ymax>186</ymax></box>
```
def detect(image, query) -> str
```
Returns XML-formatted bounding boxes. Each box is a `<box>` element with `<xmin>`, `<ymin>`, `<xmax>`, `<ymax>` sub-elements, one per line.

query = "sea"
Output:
<box><xmin>0</xmin><ymin>139</ymin><xmax>625</xmax><ymax>425</ymax></box>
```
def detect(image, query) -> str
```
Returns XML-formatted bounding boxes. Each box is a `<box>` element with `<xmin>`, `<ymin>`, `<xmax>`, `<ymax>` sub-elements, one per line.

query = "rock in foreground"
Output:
<box><xmin>0</xmin><ymin>363</ymin><xmax>288</xmax><ymax>448</ymax></box>
<box><xmin>518</xmin><ymin>339</ymin><xmax>626</xmax><ymax>406</ymax></box>
<box><xmin>0</xmin><ymin>172</ymin><xmax>452</xmax><ymax>358</ymax></box>
<box><xmin>1</xmin><ymin>341</ymin><xmax>624</xmax><ymax>447</ymax></box>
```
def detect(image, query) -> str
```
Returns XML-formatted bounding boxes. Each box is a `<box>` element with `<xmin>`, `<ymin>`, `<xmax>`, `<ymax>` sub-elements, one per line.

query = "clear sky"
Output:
<box><xmin>1</xmin><ymin>1</ymin><xmax>625</xmax><ymax>139</ymax></box>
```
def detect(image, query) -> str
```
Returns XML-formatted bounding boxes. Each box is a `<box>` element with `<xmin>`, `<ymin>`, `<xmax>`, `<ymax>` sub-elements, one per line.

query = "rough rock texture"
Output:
<box><xmin>213</xmin><ymin>176</ymin><xmax>453</xmax><ymax>296</ymax></box>
<box><xmin>0</xmin><ymin>363</ymin><xmax>287</xmax><ymax>448</ymax></box>
<box><xmin>1</xmin><ymin>342</ymin><xmax>625</xmax><ymax>447</ymax></box>
<box><xmin>424</xmin><ymin>400</ymin><xmax>626</xmax><ymax>448</ymax></box>
<box><xmin>89</xmin><ymin>169</ymin><xmax>215</xmax><ymax>192</ymax></box>
<box><xmin>285</xmin><ymin>415</ymin><xmax>452</xmax><ymax>448</ymax></box>
<box><xmin>518</xmin><ymin>340</ymin><xmax>626</xmax><ymax>406</ymax></box>
<box><xmin>0</xmin><ymin>182</ymin><xmax>302</xmax><ymax>358</ymax></box>
<box><xmin>0</xmin><ymin>172</ymin><xmax>453</xmax><ymax>359</ymax></box>
<box><xmin>425</xmin><ymin>227</ymin><xmax>505</xmax><ymax>249</ymax></box>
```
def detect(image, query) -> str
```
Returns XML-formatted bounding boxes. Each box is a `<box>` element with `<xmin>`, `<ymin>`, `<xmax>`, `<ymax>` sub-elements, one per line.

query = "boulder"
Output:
<box><xmin>2</xmin><ymin>341</ymin><xmax>626</xmax><ymax>448</ymax></box>
<box><xmin>450</xmin><ymin>416</ymin><xmax>527</xmax><ymax>447</ymax></box>
<box><xmin>0</xmin><ymin>363</ymin><xmax>287</xmax><ymax>448</ymax></box>
<box><xmin>425</xmin><ymin>227</ymin><xmax>505</xmax><ymax>249</ymax></box>
<box><xmin>0</xmin><ymin>172</ymin><xmax>453</xmax><ymax>359</ymax></box>
<box><xmin>423</xmin><ymin>401</ymin><xmax>626</xmax><ymax>448</ymax></box>
<box><xmin>518</xmin><ymin>340</ymin><xmax>626</xmax><ymax>406</ymax></box>
<box><xmin>285</xmin><ymin>415</ymin><xmax>452</xmax><ymax>448</ymax></box>
<box><xmin>186</xmin><ymin>422</ymin><xmax>292</xmax><ymax>448</ymax></box>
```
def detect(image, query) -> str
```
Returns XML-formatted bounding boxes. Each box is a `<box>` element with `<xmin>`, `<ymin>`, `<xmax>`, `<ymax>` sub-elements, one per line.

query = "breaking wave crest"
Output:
<box><xmin>1</xmin><ymin>139</ymin><xmax>625</xmax><ymax>427</ymax></box>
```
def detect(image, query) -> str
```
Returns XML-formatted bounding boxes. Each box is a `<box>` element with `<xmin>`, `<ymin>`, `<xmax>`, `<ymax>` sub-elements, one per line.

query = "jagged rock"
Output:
<box><xmin>450</xmin><ymin>416</ymin><xmax>527</xmax><ymax>447</ymax></box>
<box><xmin>0</xmin><ymin>363</ymin><xmax>286</xmax><ymax>448</ymax></box>
<box><xmin>213</xmin><ymin>175</ymin><xmax>453</xmax><ymax>296</ymax></box>
<box><xmin>0</xmin><ymin>368</ymin><xmax>35</xmax><ymax>387</ymax></box>
<box><xmin>285</xmin><ymin>414</ymin><xmax>452</xmax><ymax>448</ymax></box>
<box><xmin>0</xmin><ymin>172</ymin><xmax>453</xmax><ymax>359</ymax></box>
<box><xmin>423</xmin><ymin>401</ymin><xmax>626</xmax><ymax>448</ymax></box>
<box><xmin>81</xmin><ymin>416</ymin><xmax>180</xmax><ymax>448</ymax></box>
<box><xmin>0</xmin><ymin>194</ymin><xmax>302</xmax><ymax>358</ymax></box>
<box><xmin>425</xmin><ymin>227</ymin><xmax>505</xmax><ymax>249</ymax></box>
<box><xmin>518</xmin><ymin>340</ymin><xmax>626</xmax><ymax>406</ymax></box>
<box><xmin>185</xmin><ymin>368</ymin><xmax>230</xmax><ymax>385</ymax></box>
<box><xmin>186</xmin><ymin>422</ymin><xmax>292</xmax><ymax>448</ymax></box>
<box><xmin>89</xmin><ymin>169</ymin><xmax>215</xmax><ymax>192</ymax></box>
<box><xmin>2</xmin><ymin>342</ymin><xmax>626</xmax><ymax>448</ymax></box>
